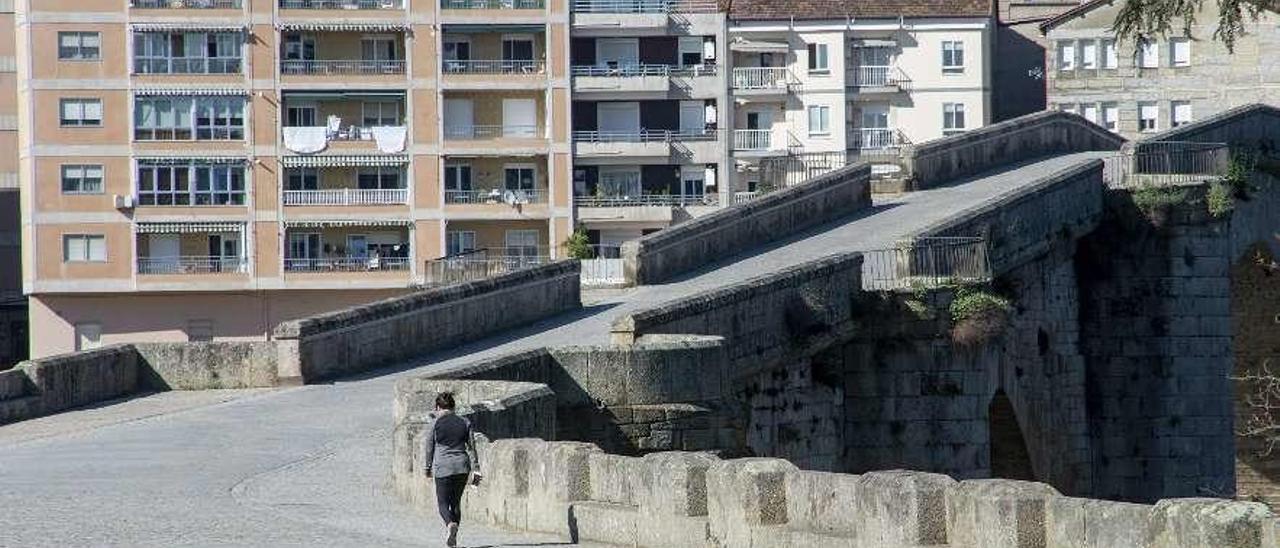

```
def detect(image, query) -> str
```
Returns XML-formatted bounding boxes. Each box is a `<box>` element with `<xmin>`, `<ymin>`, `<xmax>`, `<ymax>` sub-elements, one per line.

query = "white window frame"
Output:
<box><xmin>1057</xmin><ymin>41</ymin><xmax>1076</xmax><ymax>71</ymax></box>
<box><xmin>61</xmin><ymin>164</ymin><xmax>104</xmax><ymax>194</ymax></box>
<box><xmin>137</xmin><ymin>161</ymin><xmax>247</xmax><ymax>206</ymax></box>
<box><xmin>1081</xmin><ymin>103</ymin><xmax>1099</xmax><ymax>125</ymax></box>
<box><xmin>58</xmin><ymin>31</ymin><xmax>101</xmax><ymax>61</ymax></box>
<box><xmin>360</xmin><ymin>34</ymin><xmax>399</xmax><ymax>62</ymax></box>
<box><xmin>1080</xmin><ymin>40</ymin><xmax>1097</xmax><ymax>70</ymax></box>
<box><xmin>60</xmin><ymin>98</ymin><xmax>103</xmax><ymax>127</ymax></box>
<box><xmin>943</xmin><ymin>103</ymin><xmax>966</xmax><ymax>135</ymax></box>
<box><xmin>1139</xmin><ymin>101</ymin><xmax>1159</xmax><ymax>132</ymax></box>
<box><xmin>1101</xmin><ymin>102</ymin><xmax>1119</xmax><ymax>132</ymax></box>
<box><xmin>63</xmin><ymin>234</ymin><xmax>106</xmax><ymax>263</ymax></box>
<box><xmin>361</xmin><ymin>100</ymin><xmax>401</xmax><ymax>127</ymax></box>
<box><xmin>1101</xmin><ymin>39</ymin><xmax>1119</xmax><ymax>69</ymax></box>
<box><xmin>1171</xmin><ymin>100</ymin><xmax>1193</xmax><ymax>127</ymax></box>
<box><xmin>678</xmin><ymin>37</ymin><xmax>704</xmax><ymax>68</ymax></box>
<box><xmin>807</xmin><ymin>105</ymin><xmax>830</xmax><ymax>136</ymax></box>
<box><xmin>446</xmin><ymin>231</ymin><xmax>477</xmax><ymax>256</ymax></box>
<box><xmin>942</xmin><ymin>41</ymin><xmax>965</xmax><ymax>73</ymax></box>
<box><xmin>807</xmin><ymin>42</ymin><xmax>829</xmax><ymax>74</ymax></box>
<box><xmin>1170</xmin><ymin>38</ymin><xmax>1191</xmax><ymax>67</ymax></box>
<box><xmin>1139</xmin><ymin>40</ymin><xmax>1159</xmax><ymax>69</ymax></box>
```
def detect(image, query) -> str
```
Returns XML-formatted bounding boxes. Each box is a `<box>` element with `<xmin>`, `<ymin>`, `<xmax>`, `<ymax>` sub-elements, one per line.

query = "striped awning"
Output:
<box><xmin>136</xmin><ymin>222</ymin><xmax>245</xmax><ymax>234</ymax></box>
<box><xmin>284</xmin><ymin>219</ymin><xmax>412</xmax><ymax>228</ymax></box>
<box><xmin>134</xmin><ymin>87</ymin><xmax>248</xmax><ymax>96</ymax></box>
<box><xmin>276</xmin><ymin>22</ymin><xmax>410</xmax><ymax>32</ymax></box>
<box><xmin>135</xmin><ymin>156</ymin><xmax>250</xmax><ymax>165</ymax></box>
<box><xmin>280</xmin><ymin>155</ymin><xmax>408</xmax><ymax>168</ymax></box>
<box><xmin>131</xmin><ymin>23</ymin><xmax>248</xmax><ymax>33</ymax></box>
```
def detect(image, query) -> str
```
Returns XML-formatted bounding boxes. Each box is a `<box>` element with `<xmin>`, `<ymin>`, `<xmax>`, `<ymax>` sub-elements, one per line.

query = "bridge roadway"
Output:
<box><xmin>0</xmin><ymin>153</ymin><xmax>1103</xmax><ymax>547</ymax></box>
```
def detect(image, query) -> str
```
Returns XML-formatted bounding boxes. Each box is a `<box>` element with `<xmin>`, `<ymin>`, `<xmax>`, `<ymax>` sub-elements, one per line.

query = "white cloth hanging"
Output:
<box><xmin>283</xmin><ymin>126</ymin><xmax>328</xmax><ymax>154</ymax></box>
<box><xmin>371</xmin><ymin>126</ymin><xmax>407</xmax><ymax>153</ymax></box>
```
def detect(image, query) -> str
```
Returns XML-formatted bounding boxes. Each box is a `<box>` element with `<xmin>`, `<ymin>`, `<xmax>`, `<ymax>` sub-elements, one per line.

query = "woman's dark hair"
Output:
<box><xmin>435</xmin><ymin>392</ymin><xmax>456</xmax><ymax>410</ymax></box>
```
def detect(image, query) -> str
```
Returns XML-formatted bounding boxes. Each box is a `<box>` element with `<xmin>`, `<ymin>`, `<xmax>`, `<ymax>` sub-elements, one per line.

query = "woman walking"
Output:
<box><xmin>424</xmin><ymin>392</ymin><xmax>481</xmax><ymax>547</ymax></box>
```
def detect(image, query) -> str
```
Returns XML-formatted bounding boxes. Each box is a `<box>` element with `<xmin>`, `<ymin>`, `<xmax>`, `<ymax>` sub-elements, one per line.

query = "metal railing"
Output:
<box><xmin>424</xmin><ymin>249</ymin><xmax>551</xmax><ymax>285</ymax></box>
<box><xmin>138</xmin><ymin>256</ymin><xmax>247</xmax><ymax>275</ymax></box>
<box><xmin>733</xmin><ymin>129</ymin><xmax>774</xmax><ymax>151</ymax></box>
<box><xmin>732</xmin><ymin>191</ymin><xmax>760</xmax><ymax>205</ymax></box>
<box><xmin>132</xmin><ymin>0</ymin><xmax>242</xmax><ymax>8</ymax></box>
<box><xmin>285</xmin><ymin>256</ymin><xmax>411</xmax><ymax>272</ymax></box>
<box><xmin>444</xmin><ymin>188</ymin><xmax>546</xmax><ymax>204</ymax></box>
<box><xmin>443</xmin><ymin>60</ymin><xmax>546</xmax><ymax>75</ymax></box>
<box><xmin>573</xmin><ymin>129</ymin><xmax>674</xmax><ymax>143</ymax></box>
<box><xmin>280</xmin><ymin>60</ymin><xmax>405</xmax><ymax>75</ymax></box>
<box><xmin>443</xmin><ymin>125</ymin><xmax>544</xmax><ymax>140</ymax></box>
<box><xmin>848</xmin><ymin>66</ymin><xmax>911</xmax><ymax>89</ymax></box>
<box><xmin>848</xmin><ymin>128</ymin><xmax>906</xmax><ymax>151</ymax></box>
<box><xmin>283</xmin><ymin>188</ymin><xmax>408</xmax><ymax>206</ymax></box>
<box><xmin>755</xmin><ymin>151</ymin><xmax>849</xmax><ymax>192</ymax></box>
<box><xmin>1102</xmin><ymin>141</ymin><xmax>1231</xmax><ymax>189</ymax></box>
<box><xmin>581</xmin><ymin>246</ymin><xmax>625</xmax><ymax>286</ymax></box>
<box><xmin>134</xmin><ymin>58</ymin><xmax>242</xmax><ymax>75</ymax></box>
<box><xmin>571</xmin><ymin>0</ymin><xmax>717</xmax><ymax>13</ymax></box>
<box><xmin>731</xmin><ymin>67</ymin><xmax>793</xmax><ymax>90</ymax></box>
<box><xmin>574</xmin><ymin>193</ymin><xmax>716</xmax><ymax>207</ymax></box>
<box><xmin>441</xmin><ymin>0</ymin><xmax>544</xmax><ymax>8</ymax></box>
<box><xmin>861</xmin><ymin>237</ymin><xmax>991</xmax><ymax>291</ymax></box>
<box><xmin>281</xmin><ymin>0</ymin><xmax>404</xmax><ymax>8</ymax></box>
<box><xmin>571</xmin><ymin>64</ymin><xmax>671</xmax><ymax>77</ymax></box>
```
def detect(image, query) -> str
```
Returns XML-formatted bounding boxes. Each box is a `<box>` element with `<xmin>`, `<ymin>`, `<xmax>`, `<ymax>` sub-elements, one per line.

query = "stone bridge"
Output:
<box><xmin>2</xmin><ymin>109</ymin><xmax>1279</xmax><ymax>547</ymax></box>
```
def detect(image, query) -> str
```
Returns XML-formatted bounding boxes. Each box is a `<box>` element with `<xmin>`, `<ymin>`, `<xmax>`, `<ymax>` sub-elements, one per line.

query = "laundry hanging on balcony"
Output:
<box><xmin>371</xmin><ymin>126</ymin><xmax>407</xmax><ymax>154</ymax></box>
<box><xmin>283</xmin><ymin>127</ymin><xmax>328</xmax><ymax>154</ymax></box>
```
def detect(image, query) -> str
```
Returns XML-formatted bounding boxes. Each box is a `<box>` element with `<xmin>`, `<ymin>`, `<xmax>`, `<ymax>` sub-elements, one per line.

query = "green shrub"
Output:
<box><xmin>1207</xmin><ymin>181</ymin><xmax>1235</xmax><ymax>218</ymax></box>
<box><xmin>564</xmin><ymin>227</ymin><xmax>593</xmax><ymax>260</ymax></box>
<box><xmin>950</xmin><ymin>286</ymin><xmax>1012</xmax><ymax>323</ymax></box>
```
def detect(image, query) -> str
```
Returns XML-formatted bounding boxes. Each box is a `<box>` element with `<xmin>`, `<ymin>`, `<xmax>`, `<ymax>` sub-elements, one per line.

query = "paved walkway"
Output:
<box><xmin>0</xmin><ymin>154</ymin><xmax>1102</xmax><ymax>547</ymax></box>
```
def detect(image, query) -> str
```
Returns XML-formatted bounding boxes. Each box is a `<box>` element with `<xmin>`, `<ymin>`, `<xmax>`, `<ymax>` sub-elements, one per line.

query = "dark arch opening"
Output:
<box><xmin>989</xmin><ymin>390</ymin><xmax>1036</xmax><ymax>481</ymax></box>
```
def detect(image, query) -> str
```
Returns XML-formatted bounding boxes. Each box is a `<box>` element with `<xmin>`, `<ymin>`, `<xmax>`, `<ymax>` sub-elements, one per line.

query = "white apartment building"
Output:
<box><xmin>726</xmin><ymin>0</ymin><xmax>995</xmax><ymax>190</ymax></box>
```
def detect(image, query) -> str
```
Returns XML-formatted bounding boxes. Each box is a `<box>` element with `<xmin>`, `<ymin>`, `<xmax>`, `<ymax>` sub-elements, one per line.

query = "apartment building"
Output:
<box><xmin>725</xmin><ymin>0</ymin><xmax>995</xmax><ymax>190</ymax></box>
<box><xmin>16</xmin><ymin>0</ymin><xmax>573</xmax><ymax>357</ymax></box>
<box><xmin>992</xmin><ymin>0</ymin><xmax>1085</xmax><ymax>121</ymax></box>
<box><xmin>1042</xmin><ymin>0</ymin><xmax>1280</xmax><ymax>139</ymax></box>
<box><xmin>0</xmin><ymin>1</ymin><xmax>26</xmax><ymax>368</ymax></box>
<box><xmin>568</xmin><ymin>0</ymin><xmax>730</xmax><ymax>249</ymax></box>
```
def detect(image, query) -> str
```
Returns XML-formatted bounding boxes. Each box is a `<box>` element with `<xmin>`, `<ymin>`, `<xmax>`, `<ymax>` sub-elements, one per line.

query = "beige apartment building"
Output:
<box><xmin>16</xmin><ymin>0</ymin><xmax>573</xmax><ymax>357</ymax></box>
<box><xmin>1</xmin><ymin>0</ymin><xmax>23</xmax><ymax>367</ymax></box>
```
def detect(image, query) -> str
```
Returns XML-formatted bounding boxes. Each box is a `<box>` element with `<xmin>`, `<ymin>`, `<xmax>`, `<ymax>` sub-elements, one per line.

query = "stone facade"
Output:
<box><xmin>1043</xmin><ymin>2</ymin><xmax>1280</xmax><ymax>140</ymax></box>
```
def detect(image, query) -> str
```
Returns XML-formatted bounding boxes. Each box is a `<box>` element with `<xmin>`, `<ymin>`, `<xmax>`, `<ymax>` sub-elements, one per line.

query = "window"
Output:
<box><xmin>1139</xmin><ymin>101</ymin><xmax>1159</xmax><ymax>132</ymax></box>
<box><xmin>286</xmin><ymin>167</ymin><xmax>318</xmax><ymax>191</ymax></box>
<box><xmin>137</xmin><ymin>162</ymin><xmax>246</xmax><ymax>206</ymax></box>
<box><xmin>1080</xmin><ymin>41</ymin><xmax>1097</xmax><ymax>70</ymax></box>
<box><xmin>60</xmin><ymin>98</ymin><xmax>102</xmax><ymax>127</ymax></box>
<box><xmin>1059</xmin><ymin>103</ymin><xmax>1078</xmax><ymax>115</ymax></box>
<box><xmin>943</xmin><ymin>103</ymin><xmax>966</xmax><ymax>135</ymax></box>
<box><xmin>135</xmin><ymin>97</ymin><xmax>244</xmax><ymax>141</ymax></box>
<box><xmin>283</xmin><ymin>33</ymin><xmax>316</xmax><ymax>61</ymax></box>
<box><xmin>942</xmin><ymin>41</ymin><xmax>964</xmax><ymax>73</ymax></box>
<box><xmin>444</xmin><ymin>163</ymin><xmax>472</xmax><ymax>191</ymax></box>
<box><xmin>1172</xmin><ymin>100</ymin><xmax>1192</xmax><ymax>127</ymax></box>
<box><xmin>807</xmin><ymin>42</ymin><xmax>829</xmax><ymax>73</ymax></box>
<box><xmin>1139</xmin><ymin>39</ymin><xmax>1159</xmax><ymax>68</ymax></box>
<box><xmin>74</xmin><ymin>323</ymin><xmax>102</xmax><ymax>351</ymax></box>
<box><xmin>59</xmin><ymin>32</ymin><xmax>100</xmax><ymax>61</ymax></box>
<box><xmin>504</xmin><ymin>229</ymin><xmax>541</xmax><ymax>259</ymax></box>
<box><xmin>357</xmin><ymin>166</ymin><xmax>402</xmax><ymax>190</ymax></box>
<box><xmin>1102</xmin><ymin>102</ymin><xmax>1119</xmax><ymax>131</ymax></box>
<box><xmin>1081</xmin><ymin>103</ymin><xmax>1099</xmax><ymax>124</ymax></box>
<box><xmin>63</xmin><ymin>234</ymin><xmax>106</xmax><ymax>262</ymax></box>
<box><xmin>446</xmin><ymin>231</ymin><xmax>476</xmax><ymax>256</ymax></box>
<box><xmin>678</xmin><ymin>37</ymin><xmax>704</xmax><ymax>67</ymax></box>
<box><xmin>61</xmin><ymin>165</ymin><xmax>104</xmax><ymax>194</ymax></box>
<box><xmin>1101</xmin><ymin>40</ymin><xmax>1118</xmax><ymax>69</ymax></box>
<box><xmin>807</xmin><ymin>105</ymin><xmax>830</xmax><ymax>136</ymax></box>
<box><xmin>504</xmin><ymin>164</ymin><xmax>536</xmax><ymax>192</ymax></box>
<box><xmin>194</xmin><ymin>97</ymin><xmax>245</xmax><ymax>140</ymax></box>
<box><xmin>362</xmin><ymin>101</ymin><xmax>401</xmax><ymax>127</ymax></box>
<box><xmin>361</xmin><ymin>35</ymin><xmax>399</xmax><ymax>62</ymax></box>
<box><xmin>1170</xmin><ymin>38</ymin><xmax>1191</xmax><ymax>67</ymax></box>
<box><xmin>1057</xmin><ymin>41</ymin><xmax>1076</xmax><ymax>71</ymax></box>
<box><xmin>132</xmin><ymin>32</ymin><xmax>243</xmax><ymax>74</ymax></box>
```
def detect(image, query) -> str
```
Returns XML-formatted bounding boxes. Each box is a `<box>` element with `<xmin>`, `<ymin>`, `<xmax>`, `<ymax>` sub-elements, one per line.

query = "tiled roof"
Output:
<box><xmin>727</xmin><ymin>0</ymin><xmax>993</xmax><ymax>21</ymax></box>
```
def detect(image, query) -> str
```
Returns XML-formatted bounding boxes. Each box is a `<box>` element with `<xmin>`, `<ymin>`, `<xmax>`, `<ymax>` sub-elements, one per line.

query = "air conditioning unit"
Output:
<box><xmin>113</xmin><ymin>194</ymin><xmax>135</xmax><ymax>210</ymax></box>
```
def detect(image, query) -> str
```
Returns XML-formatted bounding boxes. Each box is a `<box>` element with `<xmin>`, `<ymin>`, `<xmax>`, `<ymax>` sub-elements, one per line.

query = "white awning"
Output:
<box><xmin>851</xmin><ymin>38</ymin><xmax>897</xmax><ymax>47</ymax></box>
<box><xmin>131</xmin><ymin>23</ymin><xmax>248</xmax><ymax>33</ymax></box>
<box><xmin>284</xmin><ymin>219</ymin><xmax>412</xmax><ymax>228</ymax></box>
<box><xmin>280</xmin><ymin>155</ymin><xmax>408</xmax><ymax>168</ymax></box>
<box><xmin>276</xmin><ymin>22</ymin><xmax>410</xmax><ymax>32</ymax></box>
<box><xmin>135</xmin><ymin>156</ymin><xmax>250</xmax><ymax>164</ymax></box>
<box><xmin>136</xmin><ymin>222</ymin><xmax>245</xmax><ymax>234</ymax></box>
<box><xmin>730</xmin><ymin>38</ymin><xmax>789</xmax><ymax>53</ymax></box>
<box><xmin>134</xmin><ymin>87</ymin><xmax>248</xmax><ymax>96</ymax></box>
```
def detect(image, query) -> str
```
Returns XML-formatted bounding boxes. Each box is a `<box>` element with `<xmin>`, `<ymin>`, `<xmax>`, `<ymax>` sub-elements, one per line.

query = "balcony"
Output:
<box><xmin>732</xmin><ymin>128</ymin><xmax>795</xmax><ymax>157</ymax></box>
<box><xmin>847</xmin><ymin>127</ymin><xmax>908</xmax><ymax>156</ymax></box>
<box><xmin>424</xmin><ymin>248</ymin><xmax>551</xmax><ymax>286</ymax></box>
<box><xmin>283</xmin><ymin>188</ymin><xmax>407</xmax><ymax>206</ymax></box>
<box><xmin>280</xmin><ymin>91</ymin><xmax>407</xmax><ymax>155</ymax></box>
<box><xmin>131</xmin><ymin>0</ymin><xmax>242</xmax><ymax>8</ymax></box>
<box><xmin>847</xmin><ymin>66</ymin><xmax>912</xmax><ymax>95</ymax></box>
<box><xmin>731</xmin><ymin>67</ymin><xmax>795</xmax><ymax>99</ymax></box>
<box><xmin>279</xmin><ymin>29</ymin><xmax>407</xmax><ymax>85</ymax></box>
<box><xmin>284</xmin><ymin>256</ymin><xmax>410</xmax><ymax>272</ymax></box>
<box><xmin>445</xmin><ymin>125</ymin><xmax>543</xmax><ymax>140</ymax></box>
<box><xmin>573</xmin><ymin>130</ymin><xmax>674</xmax><ymax>158</ymax></box>
<box><xmin>571</xmin><ymin>0</ymin><xmax>718</xmax><ymax>33</ymax></box>
<box><xmin>445</xmin><ymin>188</ymin><xmax>546</xmax><ymax>205</ymax></box>
<box><xmin>281</xmin><ymin>0</ymin><xmax>403</xmax><ymax>8</ymax></box>
<box><xmin>572</xmin><ymin>65</ymin><xmax>671</xmax><ymax>97</ymax></box>
<box><xmin>574</xmin><ymin>193</ymin><xmax>714</xmax><ymax>207</ymax></box>
<box><xmin>439</xmin><ymin>0</ymin><xmax>545</xmax><ymax>17</ymax></box>
<box><xmin>284</xmin><ymin>224</ymin><xmax>413</xmax><ymax>278</ymax></box>
<box><xmin>138</xmin><ymin>256</ymin><xmax>247</xmax><ymax>275</ymax></box>
<box><xmin>281</xmin><ymin>60</ymin><xmax>404</xmax><ymax>76</ymax></box>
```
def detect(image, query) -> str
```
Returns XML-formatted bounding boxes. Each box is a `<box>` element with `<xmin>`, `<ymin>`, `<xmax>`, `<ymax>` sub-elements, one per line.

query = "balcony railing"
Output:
<box><xmin>285</xmin><ymin>256</ymin><xmax>411</xmax><ymax>272</ymax></box>
<box><xmin>573</xmin><ymin>129</ymin><xmax>716</xmax><ymax>142</ymax></box>
<box><xmin>574</xmin><ymin>193</ymin><xmax>716</xmax><ymax>207</ymax></box>
<box><xmin>280</xmin><ymin>60</ymin><xmax>405</xmax><ymax>75</ymax></box>
<box><xmin>138</xmin><ymin>256</ymin><xmax>247</xmax><ymax>275</ymax></box>
<box><xmin>444</xmin><ymin>125</ymin><xmax>544</xmax><ymax>140</ymax></box>
<box><xmin>1101</xmin><ymin>141</ymin><xmax>1231</xmax><ymax>189</ymax></box>
<box><xmin>861</xmin><ymin>237</ymin><xmax>992</xmax><ymax>291</ymax></box>
<box><xmin>733</xmin><ymin>129</ymin><xmax>773</xmax><ymax>151</ymax></box>
<box><xmin>571</xmin><ymin>64</ymin><xmax>671</xmax><ymax>77</ymax></box>
<box><xmin>134</xmin><ymin>58</ymin><xmax>242</xmax><ymax>75</ymax></box>
<box><xmin>283</xmin><ymin>189</ymin><xmax>407</xmax><ymax>206</ymax></box>
<box><xmin>443</xmin><ymin>60</ymin><xmax>546</xmax><ymax>75</ymax></box>
<box><xmin>445</xmin><ymin>188</ymin><xmax>547</xmax><ymax>204</ymax></box>
<box><xmin>281</xmin><ymin>0</ymin><xmax>403</xmax><ymax>8</ymax></box>
<box><xmin>731</xmin><ymin>67</ymin><xmax>793</xmax><ymax>90</ymax></box>
<box><xmin>441</xmin><ymin>0</ymin><xmax>544</xmax><ymax>8</ymax></box>
<box><xmin>132</xmin><ymin>0</ymin><xmax>242</xmax><ymax>8</ymax></box>
<box><xmin>848</xmin><ymin>128</ymin><xmax>906</xmax><ymax>151</ymax></box>
<box><xmin>571</xmin><ymin>0</ymin><xmax>717</xmax><ymax>13</ymax></box>
<box><xmin>424</xmin><ymin>249</ymin><xmax>552</xmax><ymax>286</ymax></box>
<box><xmin>847</xmin><ymin>66</ymin><xmax>911</xmax><ymax>90</ymax></box>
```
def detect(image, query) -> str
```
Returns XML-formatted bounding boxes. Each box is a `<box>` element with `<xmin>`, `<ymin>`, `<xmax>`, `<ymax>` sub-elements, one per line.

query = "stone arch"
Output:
<box><xmin>989</xmin><ymin>390</ymin><xmax>1036</xmax><ymax>481</ymax></box>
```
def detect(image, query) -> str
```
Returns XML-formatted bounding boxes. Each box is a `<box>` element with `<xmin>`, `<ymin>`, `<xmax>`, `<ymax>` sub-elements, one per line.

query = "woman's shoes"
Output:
<box><xmin>446</xmin><ymin>522</ymin><xmax>459</xmax><ymax>547</ymax></box>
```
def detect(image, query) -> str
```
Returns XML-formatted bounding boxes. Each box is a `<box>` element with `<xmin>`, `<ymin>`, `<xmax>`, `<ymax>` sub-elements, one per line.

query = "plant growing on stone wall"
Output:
<box><xmin>1234</xmin><ymin>360</ymin><xmax>1280</xmax><ymax>457</ymax></box>
<box><xmin>948</xmin><ymin>285</ymin><xmax>1012</xmax><ymax>346</ymax></box>
<box><xmin>564</xmin><ymin>227</ymin><xmax>594</xmax><ymax>260</ymax></box>
<box><xmin>1131</xmin><ymin>184</ymin><xmax>1190</xmax><ymax>227</ymax></box>
<box><xmin>1206</xmin><ymin>181</ymin><xmax>1235</xmax><ymax>218</ymax></box>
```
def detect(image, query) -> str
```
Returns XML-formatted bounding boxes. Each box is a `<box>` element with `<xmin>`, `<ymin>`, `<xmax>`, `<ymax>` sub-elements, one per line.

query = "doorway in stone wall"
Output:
<box><xmin>989</xmin><ymin>390</ymin><xmax>1036</xmax><ymax>481</ymax></box>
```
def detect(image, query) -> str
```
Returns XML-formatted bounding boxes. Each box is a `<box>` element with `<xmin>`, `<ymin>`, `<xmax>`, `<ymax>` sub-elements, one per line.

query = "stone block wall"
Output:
<box><xmin>134</xmin><ymin>342</ymin><xmax>278</xmax><ymax>390</ymax></box>
<box><xmin>0</xmin><ymin>344</ymin><xmax>139</xmax><ymax>424</ymax></box>
<box><xmin>1231</xmin><ymin>242</ymin><xmax>1280</xmax><ymax>509</ymax></box>
<box><xmin>273</xmin><ymin>260</ymin><xmax>582</xmax><ymax>383</ymax></box>
<box><xmin>906</xmin><ymin>110</ymin><xmax>1125</xmax><ymax>190</ymax></box>
<box><xmin>1140</xmin><ymin>103</ymin><xmax>1280</xmax><ymax>152</ymax></box>
<box><xmin>621</xmin><ymin>163</ymin><xmax>871</xmax><ymax>285</ymax></box>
